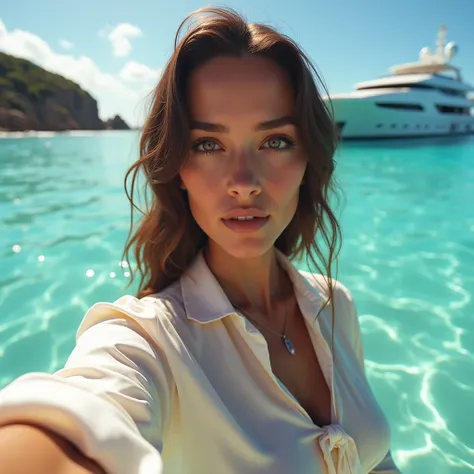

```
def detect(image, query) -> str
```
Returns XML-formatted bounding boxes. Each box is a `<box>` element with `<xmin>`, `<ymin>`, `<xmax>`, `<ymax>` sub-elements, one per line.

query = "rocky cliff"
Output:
<box><xmin>0</xmin><ymin>52</ymin><xmax>130</xmax><ymax>131</ymax></box>
<box><xmin>104</xmin><ymin>115</ymin><xmax>130</xmax><ymax>130</ymax></box>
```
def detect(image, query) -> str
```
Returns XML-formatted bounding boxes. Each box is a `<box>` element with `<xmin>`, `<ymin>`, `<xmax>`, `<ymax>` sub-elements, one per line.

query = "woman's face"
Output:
<box><xmin>180</xmin><ymin>55</ymin><xmax>306</xmax><ymax>259</ymax></box>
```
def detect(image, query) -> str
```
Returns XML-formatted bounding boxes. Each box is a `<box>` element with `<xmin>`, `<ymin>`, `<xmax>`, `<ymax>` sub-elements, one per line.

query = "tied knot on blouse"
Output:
<box><xmin>318</xmin><ymin>424</ymin><xmax>363</xmax><ymax>474</ymax></box>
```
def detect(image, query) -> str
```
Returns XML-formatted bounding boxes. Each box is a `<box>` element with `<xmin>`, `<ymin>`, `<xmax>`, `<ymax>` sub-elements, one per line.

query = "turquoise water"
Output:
<box><xmin>0</xmin><ymin>131</ymin><xmax>473</xmax><ymax>473</ymax></box>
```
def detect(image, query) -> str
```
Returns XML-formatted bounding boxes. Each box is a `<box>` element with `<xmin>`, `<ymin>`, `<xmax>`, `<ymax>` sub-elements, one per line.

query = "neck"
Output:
<box><xmin>204</xmin><ymin>244</ymin><xmax>291</xmax><ymax>319</ymax></box>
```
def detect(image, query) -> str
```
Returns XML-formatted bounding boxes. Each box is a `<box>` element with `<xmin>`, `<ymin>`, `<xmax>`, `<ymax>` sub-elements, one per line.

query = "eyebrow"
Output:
<box><xmin>190</xmin><ymin>116</ymin><xmax>295</xmax><ymax>133</ymax></box>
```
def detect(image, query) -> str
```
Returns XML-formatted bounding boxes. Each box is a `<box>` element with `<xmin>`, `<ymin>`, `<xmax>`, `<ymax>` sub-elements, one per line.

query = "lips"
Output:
<box><xmin>221</xmin><ymin>215</ymin><xmax>270</xmax><ymax>233</ymax></box>
<box><xmin>221</xmin><ymin>208</ymin><xmax>269</xmax><ymax>220</ymax></box>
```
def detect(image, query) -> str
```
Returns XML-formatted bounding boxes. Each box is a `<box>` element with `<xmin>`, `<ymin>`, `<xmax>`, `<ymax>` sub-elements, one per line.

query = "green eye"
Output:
<box><xmin>268</xmin><ymin>138</ymin><xmax>284</xmax><ymax>149</ymax></box>
<box><xmin>194</xmin><ymin>139</ymin><xmax>222</xmax><ymax>154</ymax></box>
<box><xmin>262</xmin><ymin>136</ymin><xmax>295</xmax><ymax>150</ymax></box>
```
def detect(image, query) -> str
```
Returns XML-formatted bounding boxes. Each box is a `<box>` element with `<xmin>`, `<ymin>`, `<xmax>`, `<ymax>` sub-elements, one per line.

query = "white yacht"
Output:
<box><xmin>327</xmin><ymin>26</ymin><xmax>474</xmax><ymax>139</ymax></box>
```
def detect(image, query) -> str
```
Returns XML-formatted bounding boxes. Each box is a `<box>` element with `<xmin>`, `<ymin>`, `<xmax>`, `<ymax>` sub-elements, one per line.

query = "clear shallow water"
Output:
<box><xmin>0</xmin><ymin>131</ymin><xmax>473</xmax><ymax>473</ymax></box>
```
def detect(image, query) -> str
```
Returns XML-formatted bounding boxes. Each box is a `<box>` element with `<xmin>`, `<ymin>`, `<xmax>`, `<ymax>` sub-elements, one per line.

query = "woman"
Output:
<box><xmin>0</xmin><ymin>7</ymin><xmax>401</xmax><ymax>474</ymax></box>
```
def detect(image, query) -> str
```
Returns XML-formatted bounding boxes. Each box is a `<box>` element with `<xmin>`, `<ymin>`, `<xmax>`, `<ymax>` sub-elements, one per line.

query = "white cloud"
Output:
<box><xmin>59</xmin><ymin>39</ymin><xmax>73</xmax><ymax>50</ymax></box>
<box><xmin>0</xmin><ymin>19</ymin><xmax>157</xmax><ymax>127</ymax></box>
<box><xmin>0</xmin><ymin>19</ymin><xmax>6</xmax><ymax>41</ymax></box>
<box><xmin>119</xmin><ymin>61</ymin><xmax>160</xmax><ymax>83</ymax></box>
<box><xmin>106</xmin><ymin>23</ymin><xmax>142</xmax><ymax>57</ymax></box>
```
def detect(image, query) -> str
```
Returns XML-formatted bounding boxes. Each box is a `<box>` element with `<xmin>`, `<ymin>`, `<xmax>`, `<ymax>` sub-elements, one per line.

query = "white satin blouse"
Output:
<box><xmin>0</xmin><ymin>250</ymin><xmax>401</xmax><ymax>474</ymax></box>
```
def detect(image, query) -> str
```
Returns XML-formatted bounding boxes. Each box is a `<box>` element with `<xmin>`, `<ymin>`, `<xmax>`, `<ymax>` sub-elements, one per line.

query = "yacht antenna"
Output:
<box><xmin>436</xmin><ymin>24</ymin><xmax>447</xmax><ymax>62</ymax></box>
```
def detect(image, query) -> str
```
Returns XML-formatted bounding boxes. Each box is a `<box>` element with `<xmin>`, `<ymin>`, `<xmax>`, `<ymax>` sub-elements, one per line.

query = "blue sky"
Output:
<box><xmin>1</xmin><ymin>0</ymin><xmax>473</xmax><ymax>126</ymax></box>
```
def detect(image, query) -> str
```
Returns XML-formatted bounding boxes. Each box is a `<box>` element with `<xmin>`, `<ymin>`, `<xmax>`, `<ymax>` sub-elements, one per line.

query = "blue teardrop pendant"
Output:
<box><xmin>282</xmin><ymin>335</ymin><xmax>295</xmax><ymax>355</ymax></box>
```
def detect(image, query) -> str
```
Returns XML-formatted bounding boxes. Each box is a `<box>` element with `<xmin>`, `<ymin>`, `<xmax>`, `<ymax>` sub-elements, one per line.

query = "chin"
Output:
<box><xmin>215</xmin><ymin>237</ymin><xmax>275</xmax><ymax>261</ymax></box>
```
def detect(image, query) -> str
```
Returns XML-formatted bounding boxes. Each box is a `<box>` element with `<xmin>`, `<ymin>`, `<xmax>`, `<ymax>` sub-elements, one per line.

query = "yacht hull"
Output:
<box><xmin>327</xmin><ymin>89</ymin><xmax>474</xmax><ymax>140</ymax></box>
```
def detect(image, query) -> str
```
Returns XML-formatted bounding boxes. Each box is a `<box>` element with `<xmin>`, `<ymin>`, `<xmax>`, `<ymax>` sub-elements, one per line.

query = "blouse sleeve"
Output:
<box><xmin>0</xmin><ymin>295</ymin><xmax>174</xmax><ymax>474</ymax></box>
<box><xmin>337</xmin><ymin>283</ymin><xmax>402</xmax><ymax>474</ymax></box>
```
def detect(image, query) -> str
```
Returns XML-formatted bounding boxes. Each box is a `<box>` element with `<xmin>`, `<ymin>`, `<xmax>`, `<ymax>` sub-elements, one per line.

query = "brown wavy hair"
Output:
<box><xmin>122</xmin><ymin>7</ymin><xmax>341</xmax><ymax>326</ymax></box>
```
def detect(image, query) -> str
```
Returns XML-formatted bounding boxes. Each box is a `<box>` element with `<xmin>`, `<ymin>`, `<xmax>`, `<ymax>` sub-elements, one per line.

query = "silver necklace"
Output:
<box><xmin>233</xmin><ymin>300</ymin><xmax>295</xmax><ymax>356</ymax></box>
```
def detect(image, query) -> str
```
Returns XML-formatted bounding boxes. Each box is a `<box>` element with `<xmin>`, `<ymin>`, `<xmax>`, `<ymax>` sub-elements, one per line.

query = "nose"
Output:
<box><xmin>227</xmin><ymin>151</ymin><xmax>262</xmax><ymax>198</ymax></box>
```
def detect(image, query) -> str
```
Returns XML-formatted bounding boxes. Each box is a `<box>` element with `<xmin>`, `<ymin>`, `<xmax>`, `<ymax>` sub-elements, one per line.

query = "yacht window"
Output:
<box><xmin>357</xmin><ymin>83</ymin><xmax>433</xmax><ymax>91</ymax></box>
<box><xmin>376</xmin><ymin>102</ymin><xmax>424</xmax><ymax>111</ymax></box>
<box><xmin>436</xmin><ymin>105</ymin><xmax>470</xmax><ymax>115</ymax></box>
<box><xmin>439</xmin><ymin>88</ymin><xmax>465</xmax><ymax>97</ymax></box>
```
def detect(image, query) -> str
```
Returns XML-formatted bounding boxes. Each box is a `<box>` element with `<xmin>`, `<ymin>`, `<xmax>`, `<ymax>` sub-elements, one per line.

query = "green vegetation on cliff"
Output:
<box><xmin>0</xmin><ymin>52</ymin><xmax>129</xmax><ymax>131</ymax></box>
<box><xmin>0</xmin><ymin>52</ymin><xmax>87</xmax><ymax>109</ymax></box>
